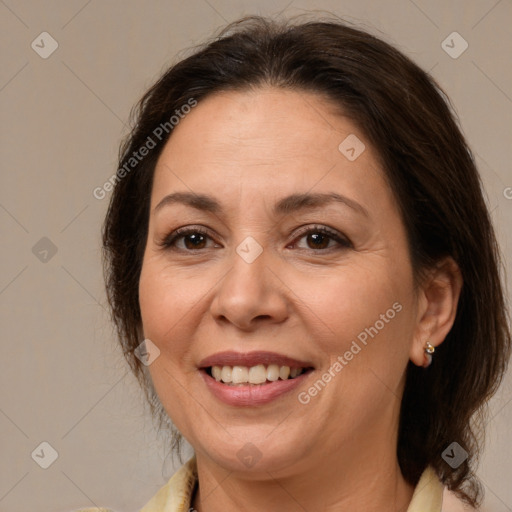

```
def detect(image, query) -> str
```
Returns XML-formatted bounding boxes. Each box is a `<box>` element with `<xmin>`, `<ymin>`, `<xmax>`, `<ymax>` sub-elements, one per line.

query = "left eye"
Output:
<box><xmin>290</xmin><ymin>226</ymin><xmax>352</xmax><ymax>251</ymax></box>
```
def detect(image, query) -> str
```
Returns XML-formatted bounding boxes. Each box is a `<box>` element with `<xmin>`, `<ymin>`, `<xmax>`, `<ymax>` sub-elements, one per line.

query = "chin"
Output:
<box><xmin>189</xmin><ymin>423</ymin><xmax>314</xmax><ymax>477</ymax></box>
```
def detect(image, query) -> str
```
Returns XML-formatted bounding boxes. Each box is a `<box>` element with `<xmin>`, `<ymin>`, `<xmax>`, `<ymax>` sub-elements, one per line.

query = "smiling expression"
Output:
<box><xmin>138</xmin><ymin>87</ymin><xmax>420</xmax><ymax>475</ymax></box>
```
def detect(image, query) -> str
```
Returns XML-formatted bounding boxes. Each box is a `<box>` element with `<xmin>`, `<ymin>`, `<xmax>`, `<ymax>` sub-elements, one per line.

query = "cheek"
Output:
<box><xmin>138</xmin><ymin>259</ymin><xmax>200</xmax><ymax>430</ymax></box>
<box><xmin>314</xmin><ymin>260</ymin><xmax>415</xmax><ymax>369</ymax></box>
<box><xmin>139</xmin><ymin>264</ymin><xmax>171</xmax><ymax>340</ymax></box>
<box><xmin>138</xmin><ymin>253</ymin><xmax>216</xmax><ymax>387</ymax></box>
<box><xmin>138</xmin><ymin>262</ymin><xmax>193</xmax><ymax>396</ymax></box>
<box><xmin>138</xmin><ymin>255</ymin><xmax>200</xmax><ymax>340</ymax></box>
<box><xmin>307</xmin><ymin>266</ymin><xmax>415</xmax><ymax>428</ymax></box>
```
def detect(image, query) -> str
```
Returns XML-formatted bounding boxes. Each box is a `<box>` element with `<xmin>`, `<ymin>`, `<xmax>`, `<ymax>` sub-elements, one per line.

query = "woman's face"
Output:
<box><xmin>139</xmin><ymin>88</ymin><xmax>421</xmax><ymax>475</ymax></box>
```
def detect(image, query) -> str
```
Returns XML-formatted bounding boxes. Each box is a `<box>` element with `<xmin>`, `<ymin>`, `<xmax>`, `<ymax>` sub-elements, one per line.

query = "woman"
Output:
<box><xmin>89</xmin><ymin>15</ymin><xmax>510</xmax><ymax>512</ymax></box>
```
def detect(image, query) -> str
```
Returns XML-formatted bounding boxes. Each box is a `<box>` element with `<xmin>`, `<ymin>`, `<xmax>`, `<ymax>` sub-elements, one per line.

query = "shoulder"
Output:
<box><xmin>140</xmin><ymin>457</ymin><xmax>198</xmax><ymax>512</ymax></box>
<box><xmin>70</xmin><ymin>458</ymin><xmax>197</xmax><ymax>512</ymax></box>
<box><xmin>442</xmin><ymin>488</ymin><xmax>477</xmax><ymax>511</ymax></box>
<box><xmin>409</xmin><ymin>467</ymin><xmax>477</xmax><ymax>512</ymax></box>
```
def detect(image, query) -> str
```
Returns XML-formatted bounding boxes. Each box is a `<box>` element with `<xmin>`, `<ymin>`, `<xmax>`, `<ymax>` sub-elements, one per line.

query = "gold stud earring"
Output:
<box><xmin>424</xmin><ymin>342</ymin><xmax>435</xmax><ymax>367</ymax></box>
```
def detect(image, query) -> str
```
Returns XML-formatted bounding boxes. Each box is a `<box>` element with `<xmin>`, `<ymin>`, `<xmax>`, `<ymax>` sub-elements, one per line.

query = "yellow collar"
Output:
<box><xmin>140</xmin><ymin>458</ymin><xmax>444</xmax><ymax>512</ymax></box>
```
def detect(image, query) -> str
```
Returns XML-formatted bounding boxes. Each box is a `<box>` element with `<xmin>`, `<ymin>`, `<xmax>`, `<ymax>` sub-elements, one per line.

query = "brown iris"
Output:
<box><xmin>184</xmin><ymin>233</ymin><xmax>207</xmax><ymax>250</ymax></box>
<box><xmin>306</xmin><ymin>232</ymin><xmax>330</xmax><ymax>250</ymax></box>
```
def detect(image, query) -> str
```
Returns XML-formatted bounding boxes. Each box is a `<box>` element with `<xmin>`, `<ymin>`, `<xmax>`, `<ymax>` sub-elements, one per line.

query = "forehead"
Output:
<box><xmin>150</xmin><ymin>87</ymin><xmax>389</xmax><ymax>214</ymax></box>
<box><xmin>158</xmin><ymin>88</ymin><xmax>363</xmax><ymax>161</ymax></box>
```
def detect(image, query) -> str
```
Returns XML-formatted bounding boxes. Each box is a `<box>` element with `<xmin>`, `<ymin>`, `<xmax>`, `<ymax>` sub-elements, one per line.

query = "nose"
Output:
<box><xmin>209</xmin><ymin>243</ymin><xmax>289</xmax><ymax>331</ymax></box>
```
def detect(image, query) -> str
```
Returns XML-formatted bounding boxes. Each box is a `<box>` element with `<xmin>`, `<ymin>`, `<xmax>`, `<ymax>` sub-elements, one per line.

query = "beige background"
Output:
<box><xmin>1</xmin><ymin>1</ymin><xmax>511</xmax><ymax>511</ymax></box>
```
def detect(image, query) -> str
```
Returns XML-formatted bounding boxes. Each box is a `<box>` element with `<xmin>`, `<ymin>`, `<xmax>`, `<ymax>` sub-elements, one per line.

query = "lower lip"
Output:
<box><xmin>201</xmin><ymin>370</ymin><xmax>311</xmax><ymax>406</ymax></box>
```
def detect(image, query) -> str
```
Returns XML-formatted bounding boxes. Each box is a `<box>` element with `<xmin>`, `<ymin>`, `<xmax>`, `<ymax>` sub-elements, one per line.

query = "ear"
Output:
<box><xmin>410</xmin><ymin>257</ymin><xmax>463</xmax><ymax>367</ymax></box>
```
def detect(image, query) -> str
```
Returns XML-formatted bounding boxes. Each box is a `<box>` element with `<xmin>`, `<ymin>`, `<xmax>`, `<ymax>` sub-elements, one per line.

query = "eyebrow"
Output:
<box><xmin>154</xmin><ymin>191</ymin><xmax>368</xmax><ymax>217</ymax></box>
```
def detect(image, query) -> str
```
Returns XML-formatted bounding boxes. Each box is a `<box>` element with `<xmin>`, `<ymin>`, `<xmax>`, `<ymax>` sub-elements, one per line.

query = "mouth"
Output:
<box><xmin>205</xmin><ymin>364</ymin><xmax>309</xmax><ymax>385</ymax></box>
<box><xmin>198</xmin><ymin>351</ymin><xmax>314</xmax><ymax>406</ymax></box>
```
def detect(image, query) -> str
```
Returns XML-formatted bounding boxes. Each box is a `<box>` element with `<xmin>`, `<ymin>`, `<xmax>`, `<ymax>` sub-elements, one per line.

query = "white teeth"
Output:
<box><xmin>232</xmin><ymin>366</ymin><xmax>249</xmax><ymax>384</ymax></box>
<box><xmin>220</xmin><ymin>366</ymin><xmax>232</xmax><ymax>383</ymax></box>
<box><xmin>279</xmin><ymin>366</ymin><xmax>290</xmax><ymax>380</ymax></box>
<box><xmin>249</xmin><ymin>364</ymin><xmax>267</xmax><ymax>384</ymax></box>
<box><xmin>290</xmin><ymin>367</ymin><xmax>300</xmax><ymax>378</ymax></box>
<box><xmin>267</xmin><ymin>364</ymin><xmax>280</xmax><ymax>381</ymax></box>
<box><xmin>212</xmin><ymin>366</ymin><xmax>222</xmax><ymax>381</ymax></box>
<box><xmin>210</xmin><ymin>364</ymin><xmax>305</xmax><ymax>384</ymax></box>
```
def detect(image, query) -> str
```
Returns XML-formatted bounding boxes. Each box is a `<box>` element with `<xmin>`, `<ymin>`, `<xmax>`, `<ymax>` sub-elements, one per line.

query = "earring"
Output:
<box><xmin>424</xmin><ymin>342</ymin><xmax>435</xmax><ymax>367</ymax></box>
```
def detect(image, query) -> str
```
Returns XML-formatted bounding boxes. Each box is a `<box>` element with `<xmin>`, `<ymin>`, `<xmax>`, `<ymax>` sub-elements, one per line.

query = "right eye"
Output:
<box><xmin>159</xmin><ymin>227</ymin><xmax>221</xmax><ymax>251</ymax></box>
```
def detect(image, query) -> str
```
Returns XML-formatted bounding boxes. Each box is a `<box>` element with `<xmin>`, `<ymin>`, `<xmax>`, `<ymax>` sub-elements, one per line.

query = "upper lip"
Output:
<box><xmin>198</xmin><ymin>351</ymin><xmax>314</xmax><ymax>369</ymax></box>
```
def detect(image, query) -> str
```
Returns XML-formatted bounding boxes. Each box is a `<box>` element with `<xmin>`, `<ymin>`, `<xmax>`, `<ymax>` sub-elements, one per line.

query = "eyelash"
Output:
<box><xmin>159</xmin><ymin>224</ymin><xmax>352</xmax><ymax>253</ymax></box>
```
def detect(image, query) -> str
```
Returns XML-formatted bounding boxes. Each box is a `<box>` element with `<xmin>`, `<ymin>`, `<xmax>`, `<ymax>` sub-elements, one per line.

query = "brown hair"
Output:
<box><xmin>102</xmin><ymin>15</ymin><xmax>511</xmax><ymax>506</ymax></box>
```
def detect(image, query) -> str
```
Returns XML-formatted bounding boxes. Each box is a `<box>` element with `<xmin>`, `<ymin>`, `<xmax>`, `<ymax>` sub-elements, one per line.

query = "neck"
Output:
<box><xmin>192</xmin><ymin>433</ymin><xmax>414</xmax><ymax>512</ymax></box>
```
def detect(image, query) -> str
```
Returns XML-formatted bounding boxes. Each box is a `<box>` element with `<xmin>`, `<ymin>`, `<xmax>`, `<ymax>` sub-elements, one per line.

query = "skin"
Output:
<box><xmin>138</xmin><ymin>87</ymin><xmax>462</xmax><ymax>511</ymax></box>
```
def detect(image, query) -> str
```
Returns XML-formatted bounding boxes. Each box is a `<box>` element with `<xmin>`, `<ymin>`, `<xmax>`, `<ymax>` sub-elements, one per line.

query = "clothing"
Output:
<box><xmin>140</xmin><ymin>458</ymin><xmax>444</xmax><ymax>511</ymax></box>
<box><xmin>75</xmin><ymin>457</ymin><xmax>445</xmax><ymax>511</ymax></box>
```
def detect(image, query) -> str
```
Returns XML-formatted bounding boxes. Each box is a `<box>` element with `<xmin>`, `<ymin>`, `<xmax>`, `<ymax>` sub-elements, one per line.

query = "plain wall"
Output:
<box><xmin>1</xmin><ymin>1</ymin><xmax>511</xmax><ymax>511</ymax></box>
